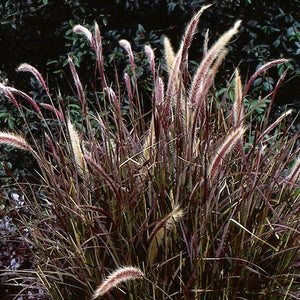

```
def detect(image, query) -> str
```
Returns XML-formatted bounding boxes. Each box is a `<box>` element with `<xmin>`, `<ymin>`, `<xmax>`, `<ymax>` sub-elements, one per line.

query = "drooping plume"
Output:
<box><xmin>189</xmin><ymin>20</ymin><xmax>241</xmax><ymax>106</ymax></box>
<box><xmin>208</xmin><ymin>126</ymin><xmax>245</xmax><ymax>182</ymax></box>
<box><xmin>0</xmin><ymin>132</ymin><xmax>30</xmax><ymax>151</ymax></box>
<box><xmin>92</xmin><ymin>266</ymin><xmax>144</xmax><ymax>298</ymax></box>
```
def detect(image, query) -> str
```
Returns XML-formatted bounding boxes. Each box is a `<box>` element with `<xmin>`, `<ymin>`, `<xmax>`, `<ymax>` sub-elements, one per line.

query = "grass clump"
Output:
<box><xmin>1</xmin><ymin>6</ymin><xmax>300</xmax><ymax>299</ymax></box>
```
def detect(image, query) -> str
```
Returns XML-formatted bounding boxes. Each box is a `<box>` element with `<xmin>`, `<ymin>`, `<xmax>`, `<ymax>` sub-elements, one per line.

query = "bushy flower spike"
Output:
<box><xmin>163</xmin><ymin>36</ymin><xmax>175</xmax><ymax>74</ymax></box>
<box><xmin>92</xmin><ymin>266</ymin><xmax>144</xmax><ymax>298</ymax></box>
<box><xmin>164</xmin><ymin>6</ymin><xmax>210</xmax><ymax>114</ymax></box>
<box><xmin>143</xmin><ymin>117</ymin><xmax>155</xmax><ymax>160</ymax></box>
<box><xmin>178</xmin><ymin>5</ymin><xmax>211</xmax><ymax>72</ymax></box>
<box><xmin>165</xmin><ymin>48</ymin><xmax>183</xmax><ymax>115</ymax></box>
<box><xmin>208</xmin><ymin>126</ymin><xmax>245</xmax><ymax>182</ymax></box>
<box><xmin>145</xmin><ymin>45</ymin><xmax>155</xmax><ymax>79</ymax></box>
<box><xmin>0</xmin><ymin>132</ymin><xmax>30</xmax><ymax>151</ymax></box>
<box><xmin>244</xmin><ymin>58</ymin><xmax>288</xmax><ymax>95</ymax></box>
<box><xmin>233</xmin><ymin>68</ymin><xmax>244</xmax><ymax>126</ymax></box>
<box><xmin>0</xmin><ymin>83</ymin><xmax>19</xmax><ymax>108</ymax></box>
<box><xmin>189</xmin><ymin>20</ymin><xmax>241</xmax><ymax>106</ymax></box>
<box><xmin>203</xmin><ymin>29</ymin><xmax>210</xmax><ymax>58</ymax></box>
<box><xmin>190</xmin><ymin>49</ymin><xmax>228</xmax><ymax>135</ymax></box>
<box><xmin>73</xmin><ymin>24</ymin><xmax>94</xmax><ymax>47</ymax></box>
<box><xmin>94</xmin><ymin>22</ymin><xmax>106</xmax><ymax>88</ymax></box>
<box><xmin>124</xmin><ymin>73</ymin><xmax>133</xmax><ymax>102</ymax></box>
<box><xmin>67</xmin><ymin>120</ymin><xmax>86</xmax><ymax>176</ymax></box>
<box><xmin>119</xmin><ymin>39</ymin><xmax>136</xmax><ymax>76</ymax></box>
<box><xmin>17</xmin><ymin>63</ymin><xmax>49</xmax><ymax>95</ymax></box>
<box><xmin>155</xmin><ymin>76</ymin><xmax>165</xmax><ymax>106</ymax></box>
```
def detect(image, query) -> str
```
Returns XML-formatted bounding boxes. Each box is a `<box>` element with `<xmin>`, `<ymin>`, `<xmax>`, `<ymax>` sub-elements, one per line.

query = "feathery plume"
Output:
<box><xmin>164</xmin><ymin>5</ymin><xmax>211</xmax><ymax>113</ymax></box>
<box><xmin>148</xmin><ymin>205</ymin><xmax>184</xmax><ymax>265</ymax></box>
<box><xmin>92</xmin><ymin>266</ymin><xmax>144</xmax><ymax>298</ymax></box>
<box><xmin>165</xmin><ymin>48</ymin><xmax>182</xmax><ymax>109</ymax></box>
<box><xmin>203</xmin><ymin>29</ymin><xmax>210</xmax><ymax>58</ymax></box>
<box><xmin>233</xmin><ymin>68</ymin><xmax>244</xmax><ymax>125</ymax></box>
<box><xmin>0</xmin><ymin>132</ymin><xmax>30</xmax><ymax>151</ymax></box>
<box><xmin>178</xmin><ymin>5</ymin><xmax>211</xmax><ymax>72</ymax></box>
<box><xmin>244</xmin><ymin>59</ymin><xmax>288</xmax><ymax>95</ymax></box>
<box><xmin>67</xmin><ymin>120</ymin><xmax>86</xmax><ymax>176</ymax></box>
<box><xmin>143</xmin><ymin>119</ymin><xmax>155</xmax><ymax>160</ymax></box>
<box><xmin>190</xmin><ymin>49</ymin><xmax>228</xmax><ymax>135</ymax></box>
<box><xmin>73</xmin><ymin>24</ymin><xmax>94</xmax><ymax>46</ymax></box>
<box><xmin>189</xmin><ymin>20</ymin><xmax>241</xmax><ymax>106</ymax></box>
<box><xmin>119</xmin><ymin>39</ymin><xmax>136</xmax><ymax>76</ymax></box>
<box><xmin>163</xmin><ymin>36</ymin><xmax>175</xmax><ymax>74</ymax></box>
<box><xmin>208</xmin><ymin>126</ymin><xmax>245</xmax><ymax>182</ymax></box>
<box><xmin>17</xmin><ymin>63</ymin><xmax>49</xmax><ymax>95</ymax></box>
<box><xmin>155</xmin><ymin>76</ymin><xmax>165</xmax><ymax>106</ymax></box>
<box><xmin>94</xmin><ymin>22</ymin><xmax>106</xmax><ymax>88</ymax></box>
<box><xmin>145</xmin><ymin>45</ymin><xmax>155</xmax><ymax>79</ymax></box>
<box><xmin>124</xmin><ymin>73</ymin><xmax>133</xmax><ymax>102</ymax></box>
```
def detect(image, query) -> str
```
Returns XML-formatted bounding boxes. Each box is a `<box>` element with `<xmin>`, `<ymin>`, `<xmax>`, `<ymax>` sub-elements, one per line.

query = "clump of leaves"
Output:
<box><xmin>0</xmin><ymin>6</ymin><xmax>300</xmax><ymax>300</ymax></box>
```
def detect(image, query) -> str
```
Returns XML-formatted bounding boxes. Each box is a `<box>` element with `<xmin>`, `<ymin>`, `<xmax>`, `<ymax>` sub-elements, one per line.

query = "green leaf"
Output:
<box><xmin>47</xmin><ymin>60</ymin><xmax>58</xmax><ymax>65</ymax></box>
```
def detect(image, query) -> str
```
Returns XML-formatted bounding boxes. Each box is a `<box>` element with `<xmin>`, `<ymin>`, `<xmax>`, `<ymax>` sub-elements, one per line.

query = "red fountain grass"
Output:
<box><xmin>0</xmin><ymin>6</ymin><xmax>299</xmax><ymax>300</ymax></box>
